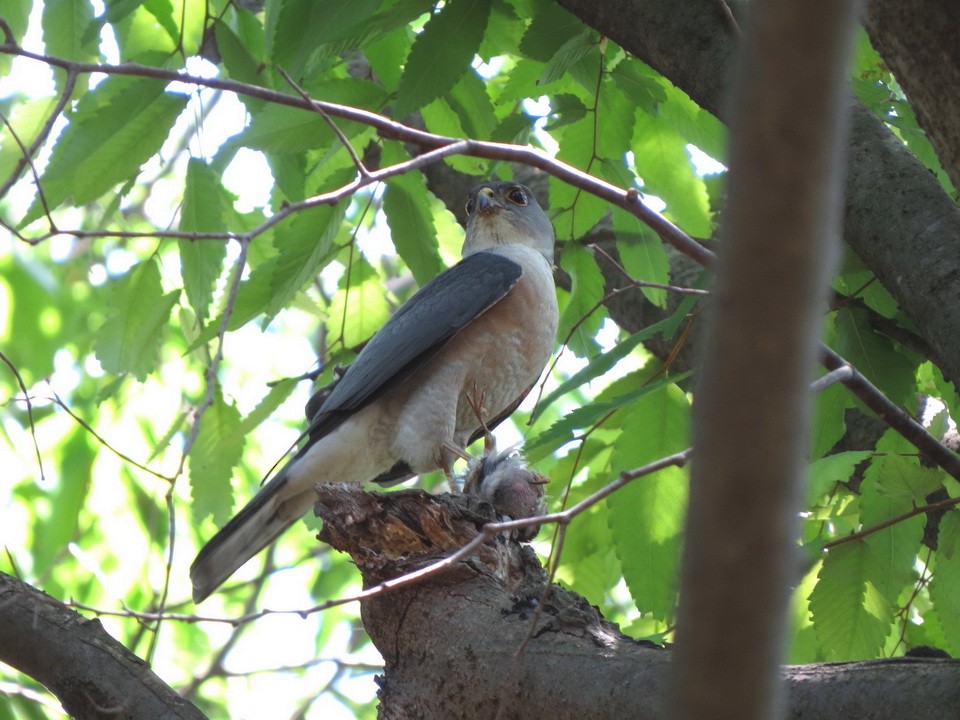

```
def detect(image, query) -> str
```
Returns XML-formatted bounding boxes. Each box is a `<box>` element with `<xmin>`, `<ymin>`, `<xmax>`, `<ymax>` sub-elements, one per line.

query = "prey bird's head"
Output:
<box><xmin>463</xmin><ymin>182</ymin><xmax>554</xmax><ymax>264</ymax></box>
<box><xmin>462</xmin><ymin>446</ymin><xmax>549</xmax><ymax>542</ymax></box>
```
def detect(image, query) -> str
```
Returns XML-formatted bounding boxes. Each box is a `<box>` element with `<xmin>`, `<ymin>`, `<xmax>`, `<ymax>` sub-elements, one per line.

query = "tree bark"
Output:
<box><xmin>312</xmin><ymin>484</ymin><xmax>960</xmax><ymax>720</ymax></box>
<box><xmin>865</xmin><ymin>0</ymin><xmax>960</xmax><ymax>193</ymax></box>
<box><xmin>0</xmin><ymin>573</ymin><xmax>206</xmax><ymax>720</ymax></box>
<box><xmin>558</xmin><ymin>0</ymin><xmax>960</xmax><ymax>384</ymax></box>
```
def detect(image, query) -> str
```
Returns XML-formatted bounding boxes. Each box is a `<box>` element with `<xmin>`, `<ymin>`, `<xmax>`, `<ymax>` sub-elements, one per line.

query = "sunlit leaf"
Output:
<box><xmin>930</xmin><ymin>511</ymin><xmax>960</xmax><ymax>654</ymax></box>
<box><xmin>382</xmin><ymin>154</ymin><xmax>444</xmax><ymax>285</ymax></box>
<box><xmin>607</xmin><ymin>383</ymin><xmax>690</xmax><ymax>621</ymax></box>
<box><xmin>94</xmin><ymin>258</ymin><xmax>180</xmax><ymax>380</ymax></box>
<box><xmin>395</xmin><ymin>0</ymin><xmax>492</xmax><ymax>117</ymax></box>
<box><xmin>31</xmin><ymin>428</ymin><xmax>93</xmax><ymax>575</ymax></box>
<box><xmin>22</xmin><ymin>77</ymin><xmax>187</xmax><ymax>225</ymax></box>
<box><xmin>189</xmin><ymin>389</ymin><xmax>244</xmax><ymax>525</ymax></box>
<box><xmin>613</xmin><ymin>207</ymin><xmax>670</xmax><ymax>308</ymax></box>
<box><xmin>179</xmin><ymin>159</ymin><xmax>228</xmax><ymax>321</ymax></box>
<box><xmin>809</xmin><ymin>540</ymin><xmax>894</xmax><ymax>660</ymax></box>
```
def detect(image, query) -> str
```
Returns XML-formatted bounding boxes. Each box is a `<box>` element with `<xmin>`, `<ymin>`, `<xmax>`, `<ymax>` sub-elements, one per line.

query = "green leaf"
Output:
<box><xmin>328</xmin><ymin>255</ymin><xmax>392</xmax><ymax>349</ymax></box>
<box><xmin>809</xmin><ymin>540</ymin><xmax>894</xmax><ymax>660</ymax></box>
<box><xmin>930</xmin><ymin>511</ymin><xmax>960</xmax><ymax>654</ymax></box>
<box><xmin>242</xmin><ymin>78</ymin><xmax>386</xmax><ymax>154</ymax></box>
<box><xmin>526</xmin><ymin>371</ymin><xmax>692</xmax><ymax>460</ymax></box>
<box><xmin>94</xmin><ymin>258</ymin><xmax>180</xmax><ymax>380</ymax></box>
<box><xmin>631</xmin><ymin>109</ymin><xmax>711</xmax><ymax>237</ymax></box>
<box><xmin>867</xmin><ymin>454</ymin><xmax>944</xmax><ymax>502</ymax></box>
<box><xmin>833</xmin><ymin>306</ymin><xmax>918</xmax><ymax>407</ymax></box>
<box><xmin>267</xmin><ymin>0</ymin><xmax>332</xmax><ymax>77</ymax></box>
<box><xmin>609</xmin><ymin>59</ymin><xmax>666</xmax><ymax>115</ymax></box>
<box><xmin>550</xmin><ymin>119</ymin><xmax>608</xmax><ymax>239</ymax></box>
<box><xmin>807</xmin><ymin>451</ymin><xmax>871</xmax><ymax>505</ymax></box>
<box><xmin>382</xmin><ymin>165</ymin><xmax>444</xmax><ymax>285</ymax></box>
<box><xmin>190</xmin><ymin>390</ymin><xmax>245</xmax><ymax>525</ymax></box>
<box><xmin>613</xmin><ymin>207</ymin><xmax>670</xmax><ymax>308</ymax></box>
<box><xmin>860</xmin><ymin>457</ymin><xmax>924</xmax><ymax>603</ymax></box>
<box><xmin>538</xmin><ymin>29</ymin><xmax>595</xmax><ymax>86</ymax></box>
<box><xmin>22</xmin><ymin>77</ymin><xmax>187</xmax><ymax>225</ymax></box>
<box><xmin>31</xmin><ymin>428</ymin><xmax>93</xmax><ymax>575</ymax></box>
<box><xmin>607</xmin><ymin>383</ymin><xmax>690</xmax><ymax>621</ymax></box>
<box><xmin>238</xmin><ymin>378</ymin><xmax>299</xmax><ymax>435</ymax></box>
<box><xmin>179</xmin><ymin>159</ymin><xmax>228</xmax><ymax>321</ymax></box>
<box><xmin>214</xmin><ymin>15</ymin><xmax>264</xmax><ymax>86</ymax></box>
<box><xmin>557</xmin><ymin>243</ymin><xmax>606</xmax><ymax>357</ymax></box>
<box><xmin>265</xmin><ymin>201</ymin><xmax>347</xmax><ymax>322</ymax></box>
<box><xmin>395</xmin><ymin>0</ymin><xmax>492</xmax><ymax>117</ymax></box>
<box><xmin>519</xmin><ymin>1</ymin><xmax>582</xmax><ymax>62</ymax></box>
<box><xmin>810</xmin><ymin>379</ymin><xmax>849</xmax><ymax>459</ymax></box>
<box><xmin>533</xmin><ymin>316</ymin><xmax>673</xmax><ymax>422</ymax></box>
<box><xmin>41</xmin><ymin>0</ymin><xmax>97</xmax><ymax>88</ymax></box>
<box><xmin>0</xmin><ymin>98</ymin><xmax>58</xmax><ymax>186</ymax></box>
<box><xmin>0</xmin><ymin>0</ymin><xmax>30</xmax><ymax>74</ymax></box>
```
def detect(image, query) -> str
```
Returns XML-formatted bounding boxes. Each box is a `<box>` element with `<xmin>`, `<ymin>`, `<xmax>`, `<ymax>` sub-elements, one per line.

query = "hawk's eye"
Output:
<box><xmin>465</xmin><ymin>199</ymin><xmax>476</xmax><ymax>215</ymax></box>
<box><xmin>506</xmin><ymin>187</ymin><xmax>528</xmax><ymax>206</ymax></box>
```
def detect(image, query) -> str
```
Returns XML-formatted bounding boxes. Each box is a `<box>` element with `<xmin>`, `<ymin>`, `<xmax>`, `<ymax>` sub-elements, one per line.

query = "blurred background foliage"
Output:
<box><xmin>0</xmin><ymin>0</ymin><xmax>958</xmax><ymax>717</ymax></box>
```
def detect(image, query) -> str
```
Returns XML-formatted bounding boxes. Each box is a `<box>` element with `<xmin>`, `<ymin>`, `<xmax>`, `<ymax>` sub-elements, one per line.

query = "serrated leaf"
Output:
<box><xmin>395</xmin><ymin>0</ymin><xmax>492</xmax><ymax>117</ymax></box>
<box><xmin>810</xmin><ymin>378</ymin><xmax>849</xmax><ymax>458</ymax></box>
<box><xmin>445</xmin><ymin>69</ymin><xmax>497</xmax><ymax>140</ymax></box>
<box><xmin>518</xmin><ymin>1</ymin><xmax>581</xmax><ymax>61</ymax></box>
<box><xmin>382</xmin><ymin>168</ymin><xmax>444</xmax><ymax>285</ymax></box>
<box><xmin>243</xmin><ymin>78</ymin><xmax>386</xmax><ymax>154</ymax></box>
<box><xmin>42</xmin><ymin>0</ymin><xmax>97</xmax><ymax>88</ymax></box>
<box><xmin>265</xmin><ymin>201</ymin><xmax>348</xmax><ymax>322</ymax></box>
<box><xmin>607</xmin><ymin>383</ymin><xmax>690</xmax><ymax>621</ymax></box>
<box><xmin>833</xmin><ymin>306</ymin><xmax>918</xmax><ymax>407</ymax></box>
<box><xmin>860</xmin><ymin>458</ymin><xmax>923</xmax><ymax>603</ymax></box>
<box><xmin>214</xmin><ymin>16</ymin><xmax>263</xmax><ymax>85</ymax></box>
<box><xmin>538</xmin><ymin>29</ymin><xmax>595</xmax><ymax>86</ymax></box>
<box><xmin>328</xmin><ymin>256</ymin><xmax>391</xmax><ymax>349</ymax></box>
<box><xmin>22</xmin><ymin>77</ymin><xmax>187</xmax><ymax>225</ymax></box>
<box><xmin>238</xmin><ymin>378</ymin><xmax>298</xmax><ymax>435</ymax></box>
<box><xmin>937</xmin><ymin>509</ymin><xmax>960</xmax><ymax>560</ymax></box>
<box><xmin>807</xmin><ymin>451</ymin><xmax>871</xmax><ymax>504</ymax></box>
<box><xmin>613</xmin><ymin>206</ymin><xmax>670</xmax><ymax>308</ymax></box>
<box><xmin>94</xmin><ymin>259</ymin><xmax>180</xmax><ymax>380</ymax></box>
<box><xmin>550</xmin><ymin>121</ymin><xmax>608</xmax><ymax>239</ymax></box>
<box><xmin>0</xmin><ymin>97</ymin><xmax>58</xmax><ymax>189</ymax></box>
<box><xmin>179</xmin><ymin>159</ymin><xmax>228</xmax><ymax>320</ymax></box>
<box><xmin>930</xmin><ymin>511</ymin><xmax>960</xmax><ymax>654</ymax></box>
<box><xmin>533</xmin><ymin>316</ymin><xmax>673</xmax><ymax>422</ymax></box>
<box><xmin>190</xmin><ymin>390</ymin><xmax>244</xmax><ymax>525</ymax></box>
<box><xmin>31</xmin><ymin>428</ymin><xmax>93</xmax><ymax>574</ymax></box>
<box><xmin>558</xmin><ymin>244</ymin><xmax>606</xmax><ymax>357</ymax></box>
<box><xmin>526</xmin><ymin>372</ymin><xmax>692</xmax><ymax>460</ymax></box>
<box><xmin>631</xmin><ymin>108</ymin><xmax>711</xmax><ymax>237</ymax></box>
<box><xmin>610</xmin><ymin>59</ymin><xmax>666</xmax><ymax>114</ymax></box>
<box><xmin>809</xmin><ymin>540</ymin><xmax>894</xmax><ymax>660</ymax></box>
<box><xmin>868</xmin><ymin>454</ymin><xmax>945</xmax><ymax>502</ymax></box>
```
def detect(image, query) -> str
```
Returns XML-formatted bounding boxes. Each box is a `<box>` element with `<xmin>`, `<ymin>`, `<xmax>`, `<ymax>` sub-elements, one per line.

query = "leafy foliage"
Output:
<box><xmin>0</xmin><ymin>0</ymin><xmax>957</xmax><ymax>717</ymax></box>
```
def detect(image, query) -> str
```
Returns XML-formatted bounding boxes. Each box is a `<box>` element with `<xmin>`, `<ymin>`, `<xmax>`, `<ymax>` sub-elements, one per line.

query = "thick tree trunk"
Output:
<box><xmin>313</xmin><ymin>484</ymin><xmax>960</xmax><ymax>719</ymax></box>
<box><xmin>558</xmin><ymin>0</ymin><xmax>960</xmax><ymax>384</ymax></box>
<box><xmin>865</xmin><ymin>0</ymin><xmax>960</xmax><ymax>193</ymax></box>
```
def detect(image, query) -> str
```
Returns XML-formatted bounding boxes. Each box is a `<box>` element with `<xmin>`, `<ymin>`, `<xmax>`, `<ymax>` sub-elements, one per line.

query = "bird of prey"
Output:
<box><xmin>190</xmin><ymin>181</ymin><xmax>559</xmax><ymax>602</ymax></box>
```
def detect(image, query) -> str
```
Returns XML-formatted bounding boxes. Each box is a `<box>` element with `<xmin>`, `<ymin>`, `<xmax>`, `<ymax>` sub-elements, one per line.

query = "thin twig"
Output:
<box><xmin>277</xmin><ymin>66</ymin><xmax>371</xmax><ymax>180</ymax></box>
<box><xmin>0</xmin><ymin>349</ymin><xmax>45</xmax><ymax>482</ymax></box>
<box><xmin>45</xmin><ymin>387</ymin><xmax>172</xmax><ymax>482</ymax></box>
<box><xmin>0</xmin><ymin>68</ymin><xmax>76</xmax><ymax>202</ymax></box>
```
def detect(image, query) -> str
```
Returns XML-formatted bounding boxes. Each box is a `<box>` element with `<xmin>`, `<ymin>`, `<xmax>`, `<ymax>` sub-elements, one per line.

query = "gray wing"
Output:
<box><xmin>297</xmin><ymin>251</ymin><xmax>522</xmax><ymax>453</ymax></box>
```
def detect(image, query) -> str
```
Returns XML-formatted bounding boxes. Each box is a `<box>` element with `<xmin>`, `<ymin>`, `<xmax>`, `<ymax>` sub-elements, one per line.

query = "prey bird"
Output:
<box><xmin>190</xmin><ymin>181</ymin><xmax>558</xmax><ymax>602</ymax></box>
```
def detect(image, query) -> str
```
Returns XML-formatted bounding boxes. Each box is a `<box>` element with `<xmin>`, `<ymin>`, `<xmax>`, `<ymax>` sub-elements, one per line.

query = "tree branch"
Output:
<box><xmin>0</xmin><ymin>572</ymin><xmax>206</xmax><ymax>720</ymax></box>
